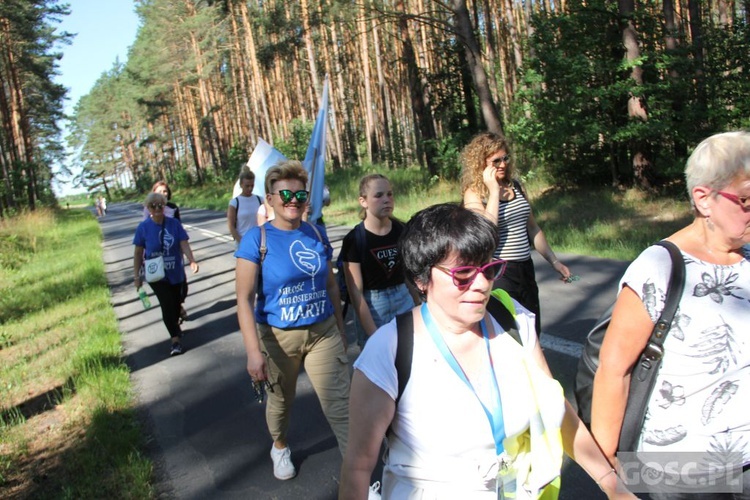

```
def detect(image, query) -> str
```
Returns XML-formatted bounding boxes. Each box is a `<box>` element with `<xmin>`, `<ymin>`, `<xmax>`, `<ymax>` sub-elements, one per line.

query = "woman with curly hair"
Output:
<box><xmin>461</xmin><ymin>132</ymin><xmax>572</xmax><ymax>336</ymax></box>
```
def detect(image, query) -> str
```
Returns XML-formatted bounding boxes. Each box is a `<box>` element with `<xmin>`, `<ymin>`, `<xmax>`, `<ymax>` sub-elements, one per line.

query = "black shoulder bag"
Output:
<box><xmin>575</xmin><ymin>240</ymin><xmax>685</xmax><ymax>452</ymax></box>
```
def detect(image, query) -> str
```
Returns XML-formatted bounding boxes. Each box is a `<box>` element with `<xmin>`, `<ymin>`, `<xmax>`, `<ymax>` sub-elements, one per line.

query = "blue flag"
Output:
<box><xmin>303</xmin><ymin>76</ymin><xmax>329</xmax><ymax>224</ymax></box>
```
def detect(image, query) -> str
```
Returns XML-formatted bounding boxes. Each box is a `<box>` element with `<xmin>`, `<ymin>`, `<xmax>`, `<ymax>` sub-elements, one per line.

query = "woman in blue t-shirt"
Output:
<box><xmin>133</xmin><ymin>192</ymin><xmax>199</xmax><ymax>357</ymax></box>
<box><xmin>235</xmin><ymin>160</ymin><xmax>350</xmax><ymax>481</ymax></box>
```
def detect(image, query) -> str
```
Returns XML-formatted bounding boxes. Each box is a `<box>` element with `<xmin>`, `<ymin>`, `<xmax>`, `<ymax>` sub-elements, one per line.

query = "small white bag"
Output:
<box><xmin>144</xmin><ymin>255</ymin><xmax>165</xmax><ymax>282</ymax></box>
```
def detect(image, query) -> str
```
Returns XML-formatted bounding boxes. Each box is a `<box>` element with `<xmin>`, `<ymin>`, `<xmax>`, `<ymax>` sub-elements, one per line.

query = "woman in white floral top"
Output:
<box><xmin>592</xmin><ymin>131</ymin><xmax>750</xmax><ymax>499</ymax></box>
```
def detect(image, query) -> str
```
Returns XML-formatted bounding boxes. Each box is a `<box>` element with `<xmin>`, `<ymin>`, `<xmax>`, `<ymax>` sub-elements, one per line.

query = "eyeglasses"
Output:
<box><xmin>148</xmin><ymin>203</ymin><xmax>164</xmax><ymax>210</ymax></box>
<box><xmin>434</xmin><ymin>260</ymin><xmax>507</xmax><ymax>289</ymax></box>
<box><xmin>273</xmin><ymin>189</ymin><xmax>309</xmax><ymax>204</ymax></box>
<box><xmin>489</xmin><ymin>154</ymin><xmax>511</xmax><ymax>166</ymax></box>
<box><xmin>716</xmin><ymin>191</ymin><xmax>750</xmax><ymax>210</ymax></box>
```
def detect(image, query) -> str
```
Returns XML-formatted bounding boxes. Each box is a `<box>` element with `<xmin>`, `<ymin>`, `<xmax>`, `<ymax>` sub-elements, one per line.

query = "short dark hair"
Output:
<box><xmin>399</xmin><ymin>203</ymin><xmax>499</xmax><ymax>291</ymax></box>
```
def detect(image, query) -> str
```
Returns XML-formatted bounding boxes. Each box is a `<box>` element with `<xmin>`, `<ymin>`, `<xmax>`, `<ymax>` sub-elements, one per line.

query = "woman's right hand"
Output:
<box><xmin>246</xmin><ymin>349</ymin><xmax>267</xmax><ymax>381</ymax></box>
<box><xmin>482</xmin><ymin>164</ymin><xmax>500</xmax><ymax>193</ymax></box>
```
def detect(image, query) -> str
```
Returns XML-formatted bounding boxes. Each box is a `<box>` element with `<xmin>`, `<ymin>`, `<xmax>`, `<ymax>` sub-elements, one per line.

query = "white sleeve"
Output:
<box><xmin>353</xmin><ymin>320</ymin><xmax>399</xmax><ymax>401</ymax></box>
<box><xmin>618</xmin><ymin>244</ymin><xmax>674</xmax><ymax>323</ymax></box>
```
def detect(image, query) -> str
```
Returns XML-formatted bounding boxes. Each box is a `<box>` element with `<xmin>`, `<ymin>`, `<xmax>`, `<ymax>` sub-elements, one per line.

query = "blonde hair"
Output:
<box><xmin>358</xmin><ymin>173</ymin><xmax>391</xmax><ymax>220</ymax></box>
<box><xmin>460</xmin><ymin>132</ymin><xmax>512</xmax><ymax>200</ymax></box>
<box><xmin>264</xmin><ymin>160</ymin><xmax>308</xmax><ymax>194</ymax></box>
<box><xmin>685</xmin><ymin>131</ymin><xmax>750</xmax><ymax>201</ymax></box>
<box><xmin>144</xmin><ymin>192</ymin><xmax>167</xmax><ymax>207</ymax></box>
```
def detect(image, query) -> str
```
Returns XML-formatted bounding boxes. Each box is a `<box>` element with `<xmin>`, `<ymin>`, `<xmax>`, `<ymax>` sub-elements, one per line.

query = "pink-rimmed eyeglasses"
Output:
<box><xmin>716</xmin><ymin>191</ymin><xmax>750</xmax><ymax>210</ymax></box>
<box><xmin>434</xmin><ymin>260</ymin><xmax>507</xmax><ymax>289</ymax></box>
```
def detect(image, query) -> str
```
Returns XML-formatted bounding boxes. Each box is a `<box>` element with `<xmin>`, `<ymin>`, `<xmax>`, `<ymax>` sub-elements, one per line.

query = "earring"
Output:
<box><xmin>705</xmin><ymin>215</ymin><xmax>714</xmax><ymax>230</ymax></box>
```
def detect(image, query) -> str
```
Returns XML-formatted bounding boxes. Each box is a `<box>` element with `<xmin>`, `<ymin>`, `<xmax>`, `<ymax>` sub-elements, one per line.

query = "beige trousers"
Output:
<box><xmin>258</xmin><ymin>315</ymin><xmax>350</xmax><ymax>456</ymax></box>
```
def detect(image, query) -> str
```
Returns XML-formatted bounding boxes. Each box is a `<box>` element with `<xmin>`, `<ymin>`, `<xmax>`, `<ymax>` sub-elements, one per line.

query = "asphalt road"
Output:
<box><xmin>99</xmin><ymin>202</ymin><xmax>632</xmax><ymax>499</ymax></box>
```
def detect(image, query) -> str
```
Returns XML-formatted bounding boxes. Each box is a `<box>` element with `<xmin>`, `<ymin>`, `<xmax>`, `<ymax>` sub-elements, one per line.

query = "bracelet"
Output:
<box><xmin>597</xmin><ymin>468</ymin><xmax>617</xmax><ymax>490</ymax></box>
<box><xmin>551</xmin><ymin>259</ymin><xmax>559</xmax><ymax>265</ymax></box>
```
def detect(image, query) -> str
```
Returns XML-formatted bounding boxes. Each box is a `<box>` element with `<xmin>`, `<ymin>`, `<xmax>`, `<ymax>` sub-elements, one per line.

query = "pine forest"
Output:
<box><xmin>1</xmin><ymin>0</ymin><xmax>749</xmax><ymax>215</ymax></box>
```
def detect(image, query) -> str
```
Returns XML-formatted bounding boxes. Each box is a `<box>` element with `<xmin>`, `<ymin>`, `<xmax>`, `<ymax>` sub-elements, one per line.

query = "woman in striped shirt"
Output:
<box><xmin>461</xmin><ymin>132</ymin><xmax>572</xmax><ymax>336</ymax></box>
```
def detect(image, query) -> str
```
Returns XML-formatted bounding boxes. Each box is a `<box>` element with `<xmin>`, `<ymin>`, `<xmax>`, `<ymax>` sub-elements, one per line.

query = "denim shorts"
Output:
<box><xmin>357</xmin><ymin>283</ymin><xmax>414</xmax><ymax>348</ymax></box>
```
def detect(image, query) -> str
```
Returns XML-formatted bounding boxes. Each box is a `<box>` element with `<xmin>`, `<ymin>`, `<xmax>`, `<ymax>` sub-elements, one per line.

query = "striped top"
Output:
<box><xmin>494</xmin><ymin>183</ymin><xmax>532</xmax><ymax>261</ymax></box>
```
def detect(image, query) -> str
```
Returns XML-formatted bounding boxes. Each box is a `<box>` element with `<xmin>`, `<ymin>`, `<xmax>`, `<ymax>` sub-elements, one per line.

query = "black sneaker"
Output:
<box><xmin>170</xmin><ymin>342</ymin><xmax>184</xmax><ymax>356</ymax></box>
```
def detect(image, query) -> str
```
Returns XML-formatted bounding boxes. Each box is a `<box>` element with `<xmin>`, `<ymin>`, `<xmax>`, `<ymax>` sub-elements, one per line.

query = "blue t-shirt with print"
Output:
<box><xmin>236</xmin><ymin>222</ymin><xmax>334</xmax><ymax>329</ymax></box>
<box><xmin>133</xmin><ymin>217</ymin><xmax>189</xmax><ymax>285</ymax></box>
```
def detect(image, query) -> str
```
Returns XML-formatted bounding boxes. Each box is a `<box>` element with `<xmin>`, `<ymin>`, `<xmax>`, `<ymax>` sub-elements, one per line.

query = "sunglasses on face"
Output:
<box><xmin>274</xmin><ymin>189</ymin><xmax>309</xmax><ymax>204</ymax></box>
<box><xmin>148</xmin><ymin>203</ymin><xmax>164</xmax><ymax>210</ymax></box>
<box><xmin>434</xmin><ymin>260</ymin><xmax>507</xmax><ymax>289</ymax></box>
<box><xmin>716</xmin><ymin>191</ymin><xmax>750</xmax><ymax>210</ymax></box>
<box><xmin>490</xmin><ymin>155</ymin><xmax>511</xmax><ymax>166</ymax></box>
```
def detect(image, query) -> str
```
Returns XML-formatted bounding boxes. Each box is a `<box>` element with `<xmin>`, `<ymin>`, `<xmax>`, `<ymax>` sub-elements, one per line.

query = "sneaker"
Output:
<box><xmin>368</xmin><ymin>481</ymin><xmax>381</xmax><ymax>500</ymax></box>
<box><xmin>270</xmin><ymin>445</ymin><xmax>296</xmax><ymax>480</ymax></box>
<box><xmin>170</xmin><ymin>342</ymin><xmax>183</xmax><ymax>356</ymax></box>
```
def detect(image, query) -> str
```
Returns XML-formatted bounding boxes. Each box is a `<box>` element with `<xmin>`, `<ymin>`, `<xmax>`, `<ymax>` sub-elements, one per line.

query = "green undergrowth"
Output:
<box><xmin>0</xmin><ymin>208</ymin><xmax>153</xmax><ymax>499</ymax></box>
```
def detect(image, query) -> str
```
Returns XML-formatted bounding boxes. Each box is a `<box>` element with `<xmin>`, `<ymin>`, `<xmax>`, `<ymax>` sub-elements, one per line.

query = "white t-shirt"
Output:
<box><xmin>620</xmin><ymin>244</ymin><xmax>750</xmax><ymax>463</ymax></box>
<box><xmin>229</xmin><ymin>194</ymin><xmax>263</xmax><ymax>238</ymax></box>
<box><xmin>354</xmin><ymin>305</ymin><xmax>543</xmax><ymax>497</ymax></box>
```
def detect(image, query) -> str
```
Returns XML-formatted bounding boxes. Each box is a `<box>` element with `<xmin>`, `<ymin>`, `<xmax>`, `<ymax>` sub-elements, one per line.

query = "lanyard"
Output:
<box><xmin>421</xmin><ymin>303</ymin><xmax>506</xmax><ymax>455</ymax></box>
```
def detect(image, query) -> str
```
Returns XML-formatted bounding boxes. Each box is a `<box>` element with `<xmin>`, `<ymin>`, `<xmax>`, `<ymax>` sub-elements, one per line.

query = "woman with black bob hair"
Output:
<box><xmin>340</xmin><ymin>203</ymin><xmax>634</xmax><ymax>499</ymax></box>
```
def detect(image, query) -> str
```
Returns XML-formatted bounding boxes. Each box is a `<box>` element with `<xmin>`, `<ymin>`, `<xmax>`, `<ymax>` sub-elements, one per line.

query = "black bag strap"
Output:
<box><xmin>618</xmin><ymin>240</ymin><xmax>685</xmax><ymax>451</ymax></box>
<box><xmin>485</xmin><ymin>294</ymin><xmax>522</xmax><ymax>345</ymax></box>
<box><xmin>354</xmin><ymin>221</ymin><xmax>367</xmax><ymax>263</ymax></box>
<box><xmin>394</xmin><ymin>312</ymin><xmax>414</xmax><ymax>405</ymax></box>
<box><xmin>234</xmin><ymin>195</ymin><xmax>263</xmax><ymax>228</ymax></box>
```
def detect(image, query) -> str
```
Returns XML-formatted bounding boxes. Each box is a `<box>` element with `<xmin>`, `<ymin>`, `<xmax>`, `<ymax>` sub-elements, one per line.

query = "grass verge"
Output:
<box><xmin>0</xmin><ymin>209</ymin><xmax>153</xmax><ymax>499</ymax></box>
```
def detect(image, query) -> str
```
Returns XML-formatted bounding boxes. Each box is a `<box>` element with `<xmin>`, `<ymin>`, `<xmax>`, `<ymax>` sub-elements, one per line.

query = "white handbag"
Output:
<box><xmin>144</xmin><ymin>255</ymin><xmax>165</xmax><ymax>282</ymax></box>
<box><xmin>144</xmin><ymin>221</ymin><xmax>166</xmax><ymax>282</ymax></box>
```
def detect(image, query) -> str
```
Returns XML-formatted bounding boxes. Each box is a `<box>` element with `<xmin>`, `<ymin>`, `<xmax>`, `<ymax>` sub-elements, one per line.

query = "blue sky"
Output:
<box><xmin>53</xmin><ymin>0</ymin><xmax>140</xmax><ymax>196</ymax></box>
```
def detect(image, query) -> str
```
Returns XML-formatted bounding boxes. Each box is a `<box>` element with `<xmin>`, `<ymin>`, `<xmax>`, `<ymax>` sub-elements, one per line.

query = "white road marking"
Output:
<box><xmin>183</xmin><ymin>224</ymin><xmax>234</xmax><ymax>243</ymax></box>
<box><xmin>540</xmin><ymin>333</ymin><xmax>583</xmax><ymax>358</ymax></box>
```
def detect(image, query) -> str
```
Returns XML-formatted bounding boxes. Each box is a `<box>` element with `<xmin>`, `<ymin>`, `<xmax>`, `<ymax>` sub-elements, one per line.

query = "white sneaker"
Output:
<box><xmin>270</xmin><ymin>445</ymin><xmax>296</xmax><ymax>480</ymax></box>
<box><xmin>368</xmin><ymin>481</ymin><xmax>381</xmax><ymax>500</ymax></box>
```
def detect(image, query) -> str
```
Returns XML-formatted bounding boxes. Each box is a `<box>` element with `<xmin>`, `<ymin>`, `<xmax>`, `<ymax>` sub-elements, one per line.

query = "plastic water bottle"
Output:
<box><xmin>138</xmin><ymin>287</ymin><xmax>151</xmax><ymax>309</ymax></box>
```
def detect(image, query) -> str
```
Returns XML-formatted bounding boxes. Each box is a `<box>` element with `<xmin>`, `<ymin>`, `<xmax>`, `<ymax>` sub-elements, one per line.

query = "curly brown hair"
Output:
<box><xmin>459</xmin><ymin>132</ymin><xmax>512</xmax><ymax>200</ymax></box>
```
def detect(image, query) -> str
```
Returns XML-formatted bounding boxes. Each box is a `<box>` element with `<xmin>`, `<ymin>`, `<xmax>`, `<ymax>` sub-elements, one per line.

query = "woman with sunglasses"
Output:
<box><xmin>133</xmin><ymin>192</ymin><xmax>199</xmax><ymax>357</ymax></box>
<box><xmin>462</xmin><ymin>132</ymin><xmax>572</xmax><ymax>336</ymax></box>
<box><xmin>592</xmin><ymin>132</ymin><xmax>750</xmax><ymax>499</ymax></box>
<box><xmin>235</xmin><ymin>160</ymin><xmax>350</xmax><ymax>481</ymax></box>
<box><xmin>340</xmin><ymin>203</ymin><xmax>633</xmax><ymax>499</ymax></box>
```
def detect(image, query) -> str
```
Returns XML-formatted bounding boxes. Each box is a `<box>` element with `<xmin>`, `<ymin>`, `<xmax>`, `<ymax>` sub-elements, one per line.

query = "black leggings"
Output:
<box><xmin>148</xmin><ymin>280</ymin><xmax>184</xmax><ymax>340</ymax></box>
<box><xmin>493</xmin><ymin>258</ymin><xmax>541</xmax><ymax>336</ymax></box>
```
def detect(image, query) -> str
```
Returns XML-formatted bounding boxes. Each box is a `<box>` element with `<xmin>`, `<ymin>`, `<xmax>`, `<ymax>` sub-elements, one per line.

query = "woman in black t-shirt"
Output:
<box><xmin>341</xmin><ymin>174</ymin><xmax>419</xmax><ymax>349</ymax></box>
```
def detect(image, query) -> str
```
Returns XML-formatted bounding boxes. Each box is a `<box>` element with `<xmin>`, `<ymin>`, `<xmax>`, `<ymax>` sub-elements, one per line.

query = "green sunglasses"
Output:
<box><xmin>274</xmin><ymin>189</ymin><xmax>309</xmax><ymax>204</ymax></box>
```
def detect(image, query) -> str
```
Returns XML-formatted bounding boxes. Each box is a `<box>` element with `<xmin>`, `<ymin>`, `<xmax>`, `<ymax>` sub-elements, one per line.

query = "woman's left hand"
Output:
<box><xmin>190</xmin><ymin>261</ymin><xmax>199</xmax><ymax>273</ymax></box>
<box><xmin>552</xmin><ymin>260</ymin><xmax>572</xmax><ymax>282</ymax></box>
